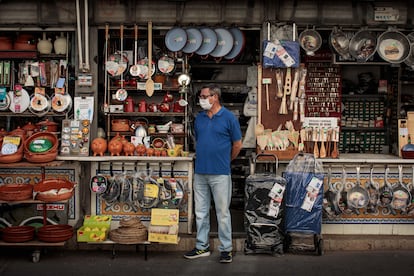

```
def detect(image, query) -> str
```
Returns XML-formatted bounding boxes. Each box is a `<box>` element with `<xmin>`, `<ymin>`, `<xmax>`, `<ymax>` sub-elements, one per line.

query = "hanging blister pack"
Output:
<box><xmin>301</xmin><ymin>176</ymin><xmax>323</xmax><ymax>212</ymax></box>
<box><xmin>267</xmin><ymin>182</ymin><xmax>286</xmax><ymax>218</ymax></box>
<box><xmin>262</xmin><ymin>22</ymin><xmax>300</xmax><ymax>68</ymax></box>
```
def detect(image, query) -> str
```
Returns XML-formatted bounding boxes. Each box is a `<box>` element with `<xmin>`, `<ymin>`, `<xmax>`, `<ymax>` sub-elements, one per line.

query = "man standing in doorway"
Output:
<box><xmin>184</xmin><ymin>84</ymin><xmax>242</xmax><ymax>263</ymax></box>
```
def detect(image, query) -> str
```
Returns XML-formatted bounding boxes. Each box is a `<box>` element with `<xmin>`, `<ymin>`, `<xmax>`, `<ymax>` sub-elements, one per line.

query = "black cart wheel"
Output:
<box><xmin>32</xmin><ymin>250</ymin><xmax>40</xmax><ymax>263</ymax></box>
<box><xmin>317</xmin><ymin>238</ymin><xmax>324</xmax><ymax>256</ymax></box>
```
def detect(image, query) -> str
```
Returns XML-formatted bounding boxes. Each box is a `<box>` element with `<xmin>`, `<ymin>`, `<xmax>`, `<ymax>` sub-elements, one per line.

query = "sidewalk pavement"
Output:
<box><xmin>1</xmin><ymin>247</ymin><xmax>414</xmax><ymax>276</ymax></box>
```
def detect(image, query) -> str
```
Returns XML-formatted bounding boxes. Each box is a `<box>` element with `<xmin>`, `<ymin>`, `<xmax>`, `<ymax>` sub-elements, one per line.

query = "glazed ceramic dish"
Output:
<box><xmin>8</xmin><ymin>89</ymin><xmax>30</xmax><ymax>113</ymax></box>
<box><xmin>377</xmin><ymin>30</ymin><xmax>410</xmax><ymax>64</ymax></box>
<box><xmin>165</xmin><ymin>27</ymin><xmax>187</xmax><ymax>52</ymax></box>
<box><xmin>182</xmin><ymin>27</ymin><xmax>203</xmax><ymax>54</ymax></box>
<box><xmin>196</xmin><ymin>27</ymin><xmax>218</xmax><ymax>56</ymax></box>
<box><xmin>51</xmin><ymin>93</ymin><xmax>72</xmax><ymax>113</ymax></box>
<box><xmin>209</xmin><ymin>28</ymin><xmax>234</xmax><ymax>58</ymax></box>
<box><xmin>29</xmin><ymin>93</ymin><xmax>50</xmax><ymax>116</ymax></box>
<box><xmin>158</xmin><ymin>55</ymin><xmax>175</xmax><ymax>74</ymax></box>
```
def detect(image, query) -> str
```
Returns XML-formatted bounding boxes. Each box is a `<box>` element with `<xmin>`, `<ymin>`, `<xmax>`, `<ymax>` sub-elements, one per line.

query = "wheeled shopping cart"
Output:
<box><xmin>283</xmin><ymin>153</ymin><xmax>325</xmax><ymax>255</ymax></box>
<box><xmin>244</xmin><ymin>153</ymin><xmax>287</xmax><ymax>255</ymax></box>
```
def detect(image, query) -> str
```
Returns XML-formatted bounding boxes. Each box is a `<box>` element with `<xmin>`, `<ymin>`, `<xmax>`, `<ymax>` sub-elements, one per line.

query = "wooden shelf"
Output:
<box><xmin>0</xmin><ymin>199</ymin><xmax>68</xmax><ymax>204</ymax></box>
<box><xmin>106</xmin><ymin>111</ymin><xmax>185</xmax><ymax>117</ymax></box>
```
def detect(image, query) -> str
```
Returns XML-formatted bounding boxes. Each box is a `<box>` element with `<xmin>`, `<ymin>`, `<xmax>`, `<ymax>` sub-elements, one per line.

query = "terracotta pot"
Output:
<box><xmin>91</xmin><ymin>137</ymin><xmax>107</xmax><ymax>156</ymax></box>
<box><xmin>22</xmin><ymin>122</ymin><xmax>36</xmax><ymax>137</ymax></box>
<box><xmin>36</xmin><ymin>119</ymin><xmax>59</xmax><ymax>132</ymax></box>
<box><xmin>9</xmin><ymin>126</ymin><xmax>26</xmax><ymax>139</ymax></box>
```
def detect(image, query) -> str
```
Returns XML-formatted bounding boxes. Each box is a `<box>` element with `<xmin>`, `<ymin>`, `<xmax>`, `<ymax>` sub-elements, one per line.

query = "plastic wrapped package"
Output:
<box><xmin>283</xmin><ymin>152</ymin><xmax>325</xmax><ymax>255</ymax></box>
<box><xmin>244</xmin><ymin>154</ymin><xmax>287</xmax><ymax>255</ymax></box>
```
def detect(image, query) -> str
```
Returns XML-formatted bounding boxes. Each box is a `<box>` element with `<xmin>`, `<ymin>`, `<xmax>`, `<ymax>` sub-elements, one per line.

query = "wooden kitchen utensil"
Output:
<box><xmin>319</xmin><ymin>127</ymin><xmax>327</xmax><ymax>158</ymax></box>
<box><xmin>275</xmin><ymin>69</ymin><xmax>283</xmax><ymax>98</ymax></box>
<box><xmin>145</xmin><ymin>21</ymin><xmax>155</xmax><ymax>96</ymax></box>
<box><xmin>255</xmin><ymin>63</ymin><xmax>264</xmax><ymax>136</ymax></box>
<box><xmin>289</xmin><ymin>68</ymin><xmax>299</xmax><ymax>110</ymax></box>
<box><xmin>313</xmin><ymin>127</ymin><xmax>320</xmax><ymax>158</ymax></box>
<box><xmin>262</xmin><ymin>77</ymin><xmax>272</xmax><ymax>110</ymax></box>
<box><xmin>331</xmin><ymin>127</ymin><xmax>339</xmax><ymax>158</ymax></box>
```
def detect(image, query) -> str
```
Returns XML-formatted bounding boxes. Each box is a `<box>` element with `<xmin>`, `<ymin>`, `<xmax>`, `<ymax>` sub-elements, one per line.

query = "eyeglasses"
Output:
<box><xmin>199</xmin><ymin>94</ymin><xmax>214</xmax><ymax>99</ymax></box>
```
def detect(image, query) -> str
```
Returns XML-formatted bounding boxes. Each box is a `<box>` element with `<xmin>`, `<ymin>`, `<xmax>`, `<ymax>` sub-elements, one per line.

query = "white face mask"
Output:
<box><xmin>199</xmin><ymin>98</ymin><xmax>213</xmax><ymax>110</ymax></box>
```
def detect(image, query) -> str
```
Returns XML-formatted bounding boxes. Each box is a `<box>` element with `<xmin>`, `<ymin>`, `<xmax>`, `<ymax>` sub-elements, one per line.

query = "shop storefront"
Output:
<box><xmin>0</xmin><ymin>1</ymin><xmax>414</xmax><ymax>257</ymax></box>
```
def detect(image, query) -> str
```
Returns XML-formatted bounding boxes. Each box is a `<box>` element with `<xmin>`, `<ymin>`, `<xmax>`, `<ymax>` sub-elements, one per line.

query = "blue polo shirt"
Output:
<box><xmin>194</xmin><ymin>107</ymin><xmax>242</xmax><ymax>175</ymax></box>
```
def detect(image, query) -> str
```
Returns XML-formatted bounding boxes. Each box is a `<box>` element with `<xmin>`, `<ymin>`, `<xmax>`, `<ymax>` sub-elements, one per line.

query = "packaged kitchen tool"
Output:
<box><xmin>263</xmin><ymin>22</ymin><xmax>300</xmax><ymax>68</ymax></box>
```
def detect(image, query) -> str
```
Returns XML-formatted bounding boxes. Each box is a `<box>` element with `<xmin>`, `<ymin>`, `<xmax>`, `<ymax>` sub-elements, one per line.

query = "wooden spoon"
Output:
<box><xmin>331</xmin><ymin>127</ymin><xmax>339</xmax><ymax>158</ymax></box>
<box><xmin>319</xmin><ymin>128</ymin><xmax>327</xmax><ymax>158</ymax></box>
<box><xmin>145</xmin><ymin>21</ymin><xmax>154</xmax><ymax>97</ymax></box>
<box><xmin>313</xmin><ymin>127</ymin><xmax>319</xmax><ymax>158</ymax></box>
<box><xmin>255</xmin><ymin>64</ymin><xmax>264</xmax><ymax>136</ymax></box>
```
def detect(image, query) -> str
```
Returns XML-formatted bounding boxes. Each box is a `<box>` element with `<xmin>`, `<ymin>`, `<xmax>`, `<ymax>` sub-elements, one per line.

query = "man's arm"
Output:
<box><xmin>231</xmin><ymin>140</ymin><xmax>243</xmax><ymax>161</ymax></box>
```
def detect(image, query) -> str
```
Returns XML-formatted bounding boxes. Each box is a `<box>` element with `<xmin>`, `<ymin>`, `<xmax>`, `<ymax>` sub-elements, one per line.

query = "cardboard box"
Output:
<box><xmin>148</xmin><ymin>209</ymin><xmax>179</xmax><ymax>244</ymax></box>
<box><xmin>77</xmin><ymin>225</ymin><xmax>109</xmax><ymax>242</ymax></box>
<box><xmin>77</xmin><ymin>215</ymin><xmax>112</xmax><ymax>242</ymax></box>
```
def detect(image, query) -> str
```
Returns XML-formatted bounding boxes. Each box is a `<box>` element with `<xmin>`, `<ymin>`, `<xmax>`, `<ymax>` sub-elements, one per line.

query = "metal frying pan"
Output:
<box><xmin>347</xmin><ymin>165</ymin><xmax>370</xmax><ymax>215</ymax></box>
<box><xmin>329</xmin><ymin>26</ymin><xmax>352</xmax><ymax>60</ymax></box>
<box><xmin>323</xmin><ymin>167</ymin><xmax>342</xmax><ymax>216</ymax></box>
<box><xmin>196</xmin><ymin>27</ymin><xmax>218</xmax><ymax>56</ymax></box>
<box><xmin>390</xmin><ymin>165</ymin><xmax>412</xmax><ymax>213</ymax></box>
<box><xmin>224</xmin><ymin>27</ymin><xmax>246</xmax><ymax>61</ymax></box>
<box><xmin>182</xmin><ymin>27</ymin><xmax>203</xmax><ymax>54</ymax></box>
<box><xmin>209</xmin><ymin>28</ymin><xmax>234</xmax><ymax>58</ymax></box>
<box><xmin>377</xmin><ymin>29</ymin><xmax>411</xmax><ymax>64</ymax></box>
<box><xmin>349</xmin><ymin>29</ymin><xmax>378</xmax><ymax>62</ymax></box>
<box><xmin>379</xmin><ymin>166</ymin><xmax>394</xmax><ymax>215</ymax></box>
<box><xmin>404</xmin><ymin>32</ymin><xmax>414</xmax><ymax>68</ymax></box>
<box><xmin>165</xmin><ymin>27</ymin><xmax>187</xmax><ymax>52</ymax></box>
<box><xmin>365</xmin><ymin>166</ymin><xmax>380</xmax><ymax>214</ymax></box>
<box><xmin>299</xmin><ymin>27</ymin><xmax>322</xmax><ymax>56</ymax></box>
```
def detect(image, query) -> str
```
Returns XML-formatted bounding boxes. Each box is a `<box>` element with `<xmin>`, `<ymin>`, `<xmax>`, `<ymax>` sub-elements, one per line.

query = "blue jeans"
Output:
<box><xmin>194</xmin><ymin>173</ymin><xmax>232</xmax><ymax>252</ymax></box>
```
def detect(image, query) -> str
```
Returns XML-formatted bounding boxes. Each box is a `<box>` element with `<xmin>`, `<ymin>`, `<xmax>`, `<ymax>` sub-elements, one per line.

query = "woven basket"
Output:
<box><xmin>109</xmin><ymin>217</ymin><xmax>147</xmax><ymax>244</ymax></box>
<box><xmin>34</xmin><ymin>178</ymin><xmax>76</xmax><ymax>202</ymax></box>
<box><xmin>0</xmin><ymin>184</ymin><xmax>33</xmax><ymax>201</ymax></box>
